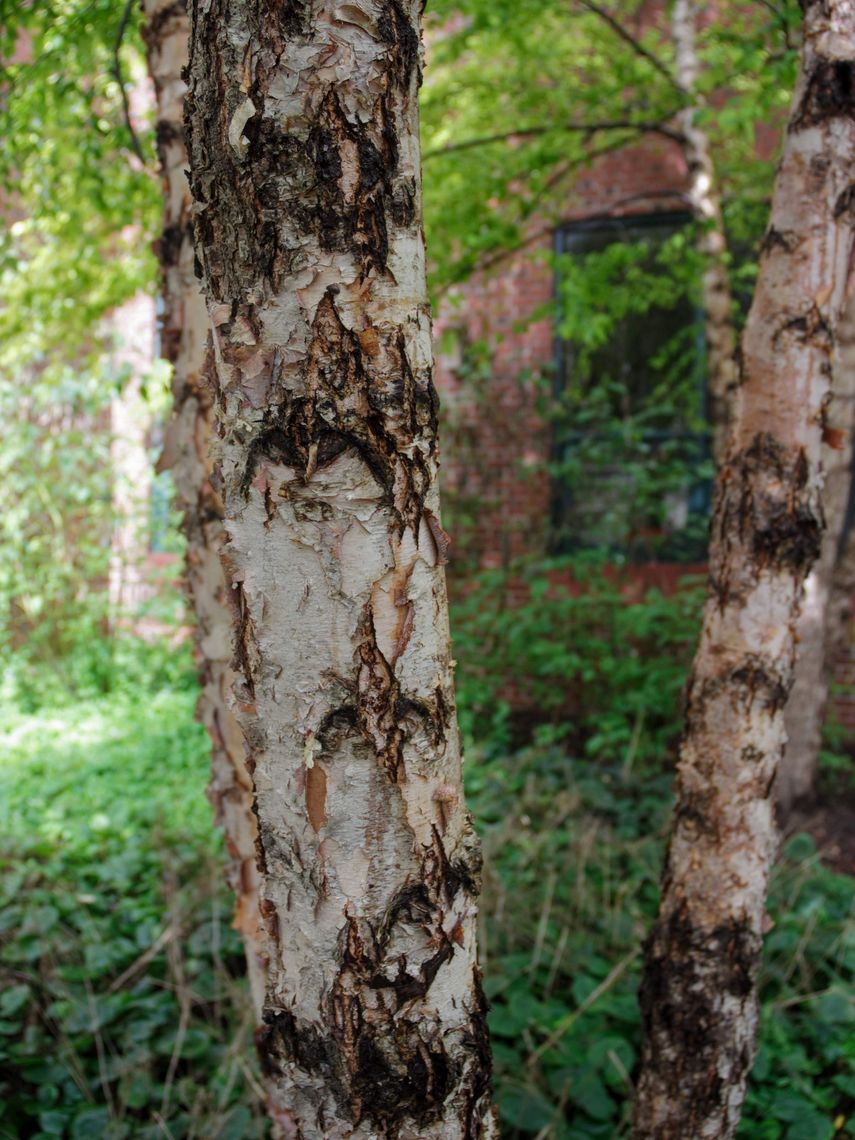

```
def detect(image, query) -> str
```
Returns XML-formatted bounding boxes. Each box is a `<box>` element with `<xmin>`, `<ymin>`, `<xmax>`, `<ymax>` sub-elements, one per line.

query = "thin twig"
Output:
<box><xmin>160</xmin><ymin>882</ymin><xmax>192</xmax><ymax>1120</ymax></box>
<box><xmin>424</xmin><ymin>118</ymin><xmax>686</xmax><ymax>160</ymax></box>
<box><xmin>107</xmin><ymin>923</ymin><xmax>175</xmax><ymax>993</ymax></box>
<box><xmin>526</xmin><ymin>947</ymin><xmax>641</xmax><ymax>1066</ymax></box>
<box><xmin>84</xmin><ymin>980</ymin><xmax>117</xmax><ymax>1117</ymax></box>
<box><xmin>576</xmin><ymin>0</ymin><xmax>686</xmax><ymax>96</ymax></box>
<box><xmin>152</xmin><ymin>1112</ymin><xmax>177</xmax><ymax>1140</ymax></box>
<box><xmin>112</xmin><ymin>0</ymin><xmax>145</xmax><ymax>163</ymax></box>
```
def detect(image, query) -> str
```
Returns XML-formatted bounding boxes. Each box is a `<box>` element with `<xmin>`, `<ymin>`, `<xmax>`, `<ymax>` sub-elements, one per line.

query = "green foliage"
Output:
<box><xmin>0</xmin><ymin>691</ymin><xmax>268</xmax><ymax>1140</ymax></box>
<box><xmin>0</xmin><ymin>357</ymin><xmax>187</xmax><ymax>710</ymax></box>
<box><xmin>2</xmin><ymin>689</ymin><xmax>851</xmax><ymax>1138</ymax></box>
<box><xmin>550</xmin><ymin>222</ymin><xmax>714</xmax><ymax>557</ymax></box>
<box><xmin>0</xmin><ymin>0</ymin><xmax>158</xmax><ymax>379</ymax></box>
<box><xmin>420</xmin><ymin>0</ymin><xmax>797</xmax><ymax>296</ymax></box>
<box><xmin>0</xmin><ymin>2</ymin><xmax>169</xmax><ymax>712</ymax></box>
<box><xmin>0</xmin><ymin>365</ymin><xmax>116</xmax><ymax>707</ymax></box>
<box><xmin>470</xmin><ymin>746</ymin><xmax>855</xmax><ymax>1139</ymax></box>
<box><xmin>451</xmin><ymin>556</ymin><xmax>705</xmax><ymax>768</ymax></box>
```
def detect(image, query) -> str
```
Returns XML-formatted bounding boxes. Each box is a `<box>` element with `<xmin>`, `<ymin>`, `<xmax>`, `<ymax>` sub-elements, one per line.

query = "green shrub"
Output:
<box><xmin>470</xmin><ymin>745</ymin><xmax>855</xmax><ymax>1139</ymax></box>
<box><xmin>0</xmin><ymin>692</ymin><xmax>268</xmax><ymax>1139</ymax></box>
<box><xmin>1</xmin><ymin>687</ymin><xmax>850</xmax><ymax>1138</ymax></box>
<box><xmin>451</xmin><ymin>556</ymin><xmax>705</xmax><ymax>768</ymax></box>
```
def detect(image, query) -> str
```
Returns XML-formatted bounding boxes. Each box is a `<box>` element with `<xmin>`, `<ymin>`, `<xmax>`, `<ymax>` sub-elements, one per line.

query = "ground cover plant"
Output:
<box><xmin>0</xmin><ymin>688</ymin><xmax>268</xmax><ymax>1140</ymax></box>
<box><xmin>1</xmin><ymin>672</ymin><xmax>851</xmax><ymax>1138</ymax></box>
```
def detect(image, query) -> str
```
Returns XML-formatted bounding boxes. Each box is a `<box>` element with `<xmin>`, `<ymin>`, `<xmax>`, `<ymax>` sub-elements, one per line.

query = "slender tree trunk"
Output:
<box><xmin>143</xmin><ymin>0</ymin><xmax>266</xmax><ymax>1017</ymax></box>
<box><xmin>825</xmin><ymin>461</ymin><xmax>855</xmax><ymax>698</ymax></box>
<box><xmin>778</xmin><ymin>293</ymin><xmax>855</xmax><ymax>815</ymax></box>
<box><xmin>673</xmin><ymin>0</ymin><xmax>738</xmax><ymax>466</ymax></box>
<box><xmin>185</xmin><ymin>2</ymin><xmax>493</xmax><ymax>1136</ymax></box>
<box><xmin>633</xmin><ymin>5</ymin><xmax>855</xmax><ymax>1137</ymax></box>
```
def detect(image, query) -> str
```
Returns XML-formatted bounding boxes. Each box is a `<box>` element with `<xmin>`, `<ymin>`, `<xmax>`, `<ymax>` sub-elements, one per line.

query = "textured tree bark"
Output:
<box><xmin>185</xmin><ymin>2</ymin><xmax>493</xmax><ymax>1136</ymax></box>
<box><xmin>633</xmin><ymin>4</ymin><xmax>855</xmax><ymax>1137</ymax></box>
<box><xmin>142</xmin><ymin>0</ymin><xmax>266</xmax><ymax>1018</ymax></box>
<box><xmin>673</xmin><ymin>0</ymin><xmax>739</xmax><ymax>466</ymax></box>
<box><xmin>778</xmin><ymin>294</ymin><xmax>855</xmax><ymax>815</ymax></box>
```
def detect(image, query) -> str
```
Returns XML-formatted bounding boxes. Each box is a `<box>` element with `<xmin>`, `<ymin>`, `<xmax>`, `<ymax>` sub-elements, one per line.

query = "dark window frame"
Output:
<box><xmin>550</xmin><ymin>210</ymin><xmax>712</xmax><ymax>562</ymax></box>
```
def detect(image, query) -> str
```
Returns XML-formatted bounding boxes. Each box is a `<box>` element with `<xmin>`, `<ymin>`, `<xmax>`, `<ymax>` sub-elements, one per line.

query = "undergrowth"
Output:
<box><xmin>0</xmin><ymin>692</ymin><xmax>267</xmax><ymax>1140</ymax></box>
<box><xmin>0</xmin><ymin>690</ymin><xmax>852</xmax><ymax>1138</ymax></box>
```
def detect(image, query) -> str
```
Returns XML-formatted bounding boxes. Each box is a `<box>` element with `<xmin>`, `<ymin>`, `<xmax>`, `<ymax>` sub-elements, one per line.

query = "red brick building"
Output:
<box><xmin>434</xmin><ymin>133</ymin><xmax>694</xmax><ymax>570</ymax></box>
<box><xmin>431</xmin><ymin>134</ymin><xmax>855</xmax><ymax>735</ymax></box>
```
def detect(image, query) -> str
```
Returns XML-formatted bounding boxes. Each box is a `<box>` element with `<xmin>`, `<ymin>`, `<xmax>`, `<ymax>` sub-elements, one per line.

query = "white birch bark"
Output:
<box><xmin>633</xmin><ymin>2</ymin><xmax>855</xmax><ymax>1136</ymax></box>
<box><xmin>143</xmin><ymin>0</ymin><xmax>266</xmax><ymax>1017</ymax></box>
<box><xmin>673</xmin><ymin>0</ymin><xmax>739</xmax><ymax>465</ymax></box>
<box><xmin>778</xmin><ymin>293</ymin><xmax>855</xmax><ymax>814</ymax></box>
<box><xmin>185</xmin><ymin>1</ymin><xmax>493</xmax><ymax>1135</ymax></box>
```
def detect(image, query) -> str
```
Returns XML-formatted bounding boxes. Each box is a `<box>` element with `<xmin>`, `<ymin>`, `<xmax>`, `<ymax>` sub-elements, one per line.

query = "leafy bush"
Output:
<box><xmin>470</xmin><ymin>746</ymin><xmax>855</xmax><ymax>1139</ymax></box>
<box><xmin>1</xmin><ymin>687</ymin><xmax>851</xmax><ymax>1138</ymax></box>
<box><xmin>0</xmin><ymin>355</ymin><xmax>194</xmax><ymax>713</ymax></box>
<box><xmin>0</xmin><ymin>692</ymin><xmax>267</xmax><ymax>1139</ymax></box>
<box><xmin>451</xmin><ymin>556</ymin><xmax>705</xmax><ymax>767</ymax></box>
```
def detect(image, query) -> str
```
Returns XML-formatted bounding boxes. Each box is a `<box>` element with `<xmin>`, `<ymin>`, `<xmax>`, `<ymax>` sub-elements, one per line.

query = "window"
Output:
<box><xmin>550</xmin><ymin>211</ymin><xmax>711</xmax><ymax>562</ymax></box>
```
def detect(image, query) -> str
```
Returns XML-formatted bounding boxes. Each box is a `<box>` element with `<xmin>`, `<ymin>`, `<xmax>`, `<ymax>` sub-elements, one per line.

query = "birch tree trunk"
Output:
<box><xmin>633</xmin><ymin>4</ymin><xmax>855</xmax><ymax>1137</ymax></box>
<box><xmin>143</xmin><ymin>0</ymin><xmax>266</xmax><ymax>1017</ymax></box>
<box><xmin>673</xmin><ymin>0</ymin><xmax>738</xmax><ymax>465</ymax></box>
<box><xmin>185</xmin><ymin>2</ymin><xmax>493</xmax><ymax>1136</ymax></box>
<box><xmin>777</xmin><ymin>294</ymin><xmax>855</xmax><ymax>814</ymax></box>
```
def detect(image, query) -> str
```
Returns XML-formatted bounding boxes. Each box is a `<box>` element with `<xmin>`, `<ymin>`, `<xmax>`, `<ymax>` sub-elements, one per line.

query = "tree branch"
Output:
<box><xmin>435</xmin><ymin>134</ymin><xmax>639</xmax><ymax>295</ymax></box>
<box><xmin>113</xmin><ymin>0</ymin><xmax>145</xmax><ymax>163</ymax></box>
<box><xmin>575</xmin><ymin>0</ymin><xmax>687</xmax><ymax>96</ymax></box>
<box><xmin>423</xmin><ymin>117</ymin><xmax>686</xmax><ymax>160</ymax></box>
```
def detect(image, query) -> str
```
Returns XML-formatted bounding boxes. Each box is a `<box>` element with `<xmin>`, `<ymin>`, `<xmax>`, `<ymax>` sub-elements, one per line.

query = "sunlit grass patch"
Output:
<box><xmin>0</xmin><ymin>689</ymin><xmax>267</xmax><ymax>1140</ymax></box>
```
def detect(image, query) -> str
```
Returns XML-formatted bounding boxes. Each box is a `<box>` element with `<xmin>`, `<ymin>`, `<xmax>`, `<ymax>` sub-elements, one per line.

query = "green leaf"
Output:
<box><xmin>498</xmin><ymin>1083</ymin><xmax>557</xmax><ymax>1132</ymax></box>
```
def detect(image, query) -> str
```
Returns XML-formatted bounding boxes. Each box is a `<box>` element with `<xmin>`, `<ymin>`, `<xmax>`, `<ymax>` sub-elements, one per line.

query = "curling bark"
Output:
<box><xmin>633</xmin><ymin>3</ymin><xmax>855</xmax><ymax>1137</ymax></box>
<box><xmin>673</xmin><ymin>0</ymin><xmax>738</xmax><ymax>465</ymax></box>
<box><xmin>142</xmin><ymin>0</ymin><xmax>266</xmax><ymax>1016</ymax></box>
<box><xmin>185</xmin><ymin>1</ymin><xmax>493</xmax><ymax>1135</ymax></box>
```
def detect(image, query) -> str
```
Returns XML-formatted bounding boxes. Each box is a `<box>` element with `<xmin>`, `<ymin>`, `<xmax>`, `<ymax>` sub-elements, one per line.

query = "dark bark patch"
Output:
<box><xmin>241</xmin><ymin>289</ymin><xmax>438</xmax><ymax>530</ymax></box>
<box><xmin>354</xmin><ymin>600</ymin><xmax>408</xmax><ymax>781</ymax></box>
<box><xmin>256</xmin><ymin>1007</ymin><xmax>339</xmax><ymax>1084</ymax></box>
<box><xmin>353</xmin><ymin>1033</ymin><xmax>451</xmax><ymax>1125</ymax></box>
<box><xmin>775</xmin><ymin>306</ymin><xmax>832</xmax><ymax>351</ymax></box>
<box><xmin>224</xmin><ymin>579</ymin><xmax>258</xmax><ymax>704</ymax></box>
<box><xmin>377</xmin><ymin>0</ymin><xmax>421</xmax><ymax>86</ymax></box>
<box><xmin>835</xmin><ymin>184</ymin><xmax>855</xmax><ymax>218</ymax></box>
<box><xmin>278</xmin><ymin>0</ymin><xmax>307</xmax><ymax>37</ymax></box>
<box><xmin>305</xmin><ymin>88</ymin><xmax>396</xmax><ymax>276</ymax></box>
<box><xmin>759</xmin><ymin>225</ymin><xmax>795</xmax><ymax>257</ymax></box>
<box><xmin>674</xmin><ymin>788</ymin><xmax>717</xmax><ymax>837</ymax></box>
<box><xmin>428</xmin><ymin>823</ymin><xmax>482</xmax><ymax>903</ymax></box>
<box><xmin>729</xmin><ymin>659</ymin><xmax>792</xmax><ymax>712</ymax></box>
<box><xmin>637</xmin><ymin>903</ymin><xmax>761</xmax><ymax>1133</ymax></box>
<box><xmin>793</xmin><ymin>59</ymin><xmax>855</xmax><ymax>129</ymax></box>
<box><xmin>326</xmin><ymin>876</ymin><xmax>486</xmax><ymax>1130</ymax></box>
<box><xmin>712</xmin><ymin>433</ymin><xmax>823</xmax><ymax>591</ymax></box>
<box><xmin>155</xmin><ymin>222</ymin><xmax>185</xmax><ymax>271</ymax></box>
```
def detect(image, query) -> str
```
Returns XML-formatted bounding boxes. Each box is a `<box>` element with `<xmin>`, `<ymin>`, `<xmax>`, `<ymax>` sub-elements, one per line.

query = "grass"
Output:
<box><xmin>0</xmin><ymin>687</ymin><xmax>853</xmax><ymax>1138</ymax></box>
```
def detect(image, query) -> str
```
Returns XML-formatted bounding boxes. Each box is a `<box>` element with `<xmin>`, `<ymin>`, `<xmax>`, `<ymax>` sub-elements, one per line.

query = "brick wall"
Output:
<box><xmin>433</xmin><ymin>134</ymin><xmax>689</xmax><ymax>568</ymax></box>
<box><xmin>432</xmin><ymin>135</ymin><xmax>855</xmax><ymax>741</ymax></box>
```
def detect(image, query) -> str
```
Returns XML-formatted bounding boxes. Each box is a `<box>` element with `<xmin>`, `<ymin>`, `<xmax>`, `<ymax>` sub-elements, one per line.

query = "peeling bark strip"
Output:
<box><xmin>632</xmin><ymin>4</ymin><xmax>855</xmax><ymax>1138</ymax></box>
<box><xmin>142</xmin><ymin>0</ymin><xmax>267</xmax><ymax>1017</ymax></box>
<box><xmin>185</xmin><ymin>2</ymin><xmax>493</xmax><ymax>1135</ymax></box>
